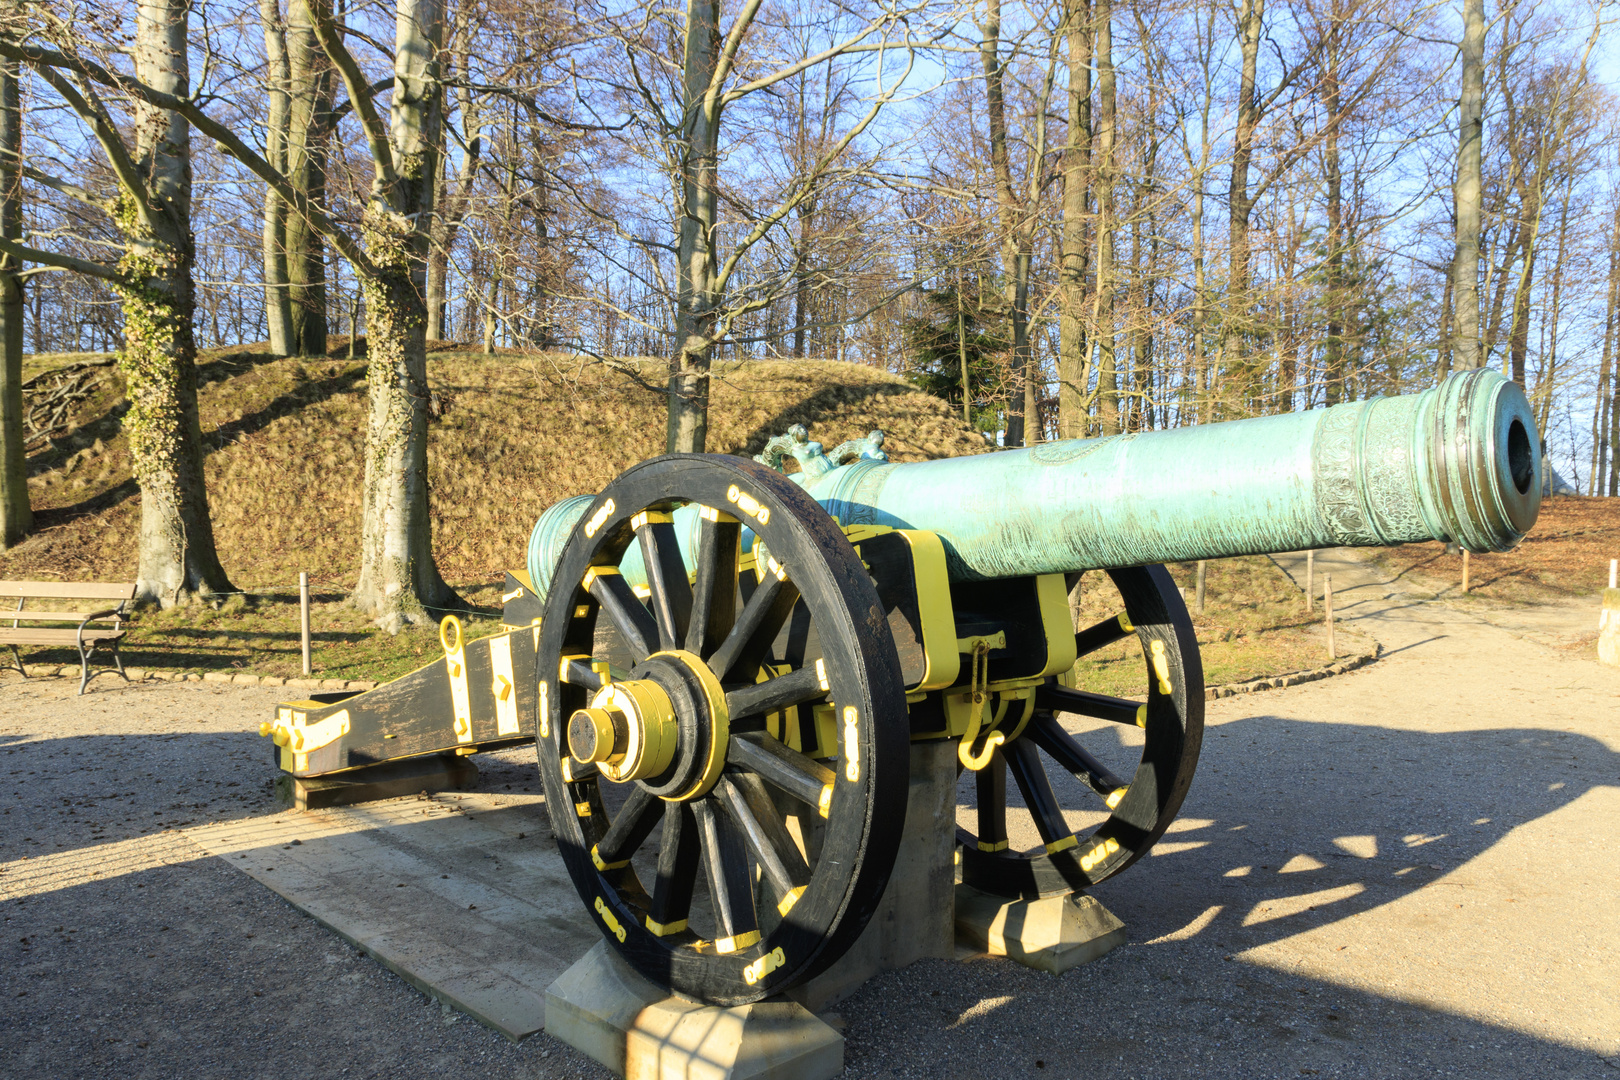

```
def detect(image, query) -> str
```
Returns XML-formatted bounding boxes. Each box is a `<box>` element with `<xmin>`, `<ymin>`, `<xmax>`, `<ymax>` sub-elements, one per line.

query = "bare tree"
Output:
<box><xmin>0</xmin><ymin>13</ymin><xmax>26</xmax><ymax>548</ymax></box>
<box><xmin>1</xmin><ymin>0</ymin><xmax>235</xmax><ymax>603</ymax></box>
<box><xmin>1448</xmin><ymin>0</ymin><xmax>1485</xmax><ymax>370</ymax></box>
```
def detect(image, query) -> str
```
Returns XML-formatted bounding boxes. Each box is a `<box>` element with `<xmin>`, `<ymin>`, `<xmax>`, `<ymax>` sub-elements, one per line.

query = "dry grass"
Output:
<box><xmin>1369</xmin><ymin>495</ymin><xmax>1620</xmax><ymax>604</ymax></box>
<box><xmin>0</xmin><ymin>346</ymin><xmax>989</xmax><ymax>679</ymax></box>
<box><xmin>1071</xmin><ymin>556</ymin><xmax>1373</xmax><ymax>698</ymax></box>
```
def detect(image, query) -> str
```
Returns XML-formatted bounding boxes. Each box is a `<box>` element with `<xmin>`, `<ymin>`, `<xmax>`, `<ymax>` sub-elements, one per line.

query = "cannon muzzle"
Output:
<box><xmin>529</xmin><ymin>369</ymin><xmax>1540</xmax><ymax>593</ymax></box>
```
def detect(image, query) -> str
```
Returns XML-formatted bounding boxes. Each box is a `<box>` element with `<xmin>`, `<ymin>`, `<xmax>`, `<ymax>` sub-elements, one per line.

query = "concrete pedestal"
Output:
<box><xmin>954</xmin><ymin>882</ymin><xmax>1127</xmax><ymax>974</ymax></box>
<box><xmin>546</xmin><ymin>942</ymin><xmax>843</xmax><ymax>1080</ymax></box>
<box><xmin>784</xmin><ymin>739</ymin><xmax>959</xmax><ymax>1011</ymax></box>
<box><xmin>1598</xmin><ymin>588</ymin><xmax>1620</xmax><ymax>667</ymax></box>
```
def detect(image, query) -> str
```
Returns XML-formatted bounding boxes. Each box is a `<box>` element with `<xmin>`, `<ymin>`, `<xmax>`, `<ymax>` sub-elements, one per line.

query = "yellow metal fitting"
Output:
<box><xmin>645</xmin><ymin>916</ymin><xmax>688</xmax><ymax>937</ymax></box>
<box><xmin>743</xmin><ymin>947</ymin><xmax>787</xmax><ymax>985</ymax></box>
<box><xmin>583</xmin><ymin>499</ymin><xmax>615</xmax><ymax>539</ymax></box>
<box><xmin>1149</xmin><ymin>639</ymin><xmax>1173</xmax><ymax>696</ymax></box>
<box><xmin>590</xmin><ymin>844</ymin><xmax>630</xmax><ymax>872</ymax></box>
<box><xmin>1045</xmin><ymin>834</ymin><xmax>1079</xmax><ymax>855</ymax></box>
<box><xmin>777</xmin><ymin>886</ymin><xmax>806</xmax><ymax>917</ymax></box>
<box><xmin>1117</xmin><ymin>611</ymin><xmax>1134</xmax><ymax>633</ymax></box>
<box><xmin>715</xmin><ymin>930</ymin><xmax>761</xmax><ymax>955</ymax></box>
<box><xmin>594</xmin><ymin>896</ymin><xmax>626</xmax><ymax>941</ymax></box>
<box><xmin>582</xmin><ymin>565</ymin><xmax>620</xmax><ymax>591</ymax></box>
<box><xmin>977</xmin><ymin>839</ymin><xmax>1009</xmax><ymax>852</ymax></box>
<box><xmin>258</xmin><ymin>722</ymin><xmax>273</xmax><ymax>738</ymax></box>
<box><xmin>574</xmin><ymin>800</ymin><xmax>592</xmax><ymax>817</ymax></box>
<box><xmin>1106</xmin><ymin>787</ymin><xmax>1128</xmax><ymax>810</ymax></box>
<box><xmin>818</xmin><ymin>784</ymin><xmax>833</xmax><ymax>819</ymax></box>
<box><xmin>629</xmin><ymin>510</ymin><xmax>673</xmax><ymax>531</ymax></box>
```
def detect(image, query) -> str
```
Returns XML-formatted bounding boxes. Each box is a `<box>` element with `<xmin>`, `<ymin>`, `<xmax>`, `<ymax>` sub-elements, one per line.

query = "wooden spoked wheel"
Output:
<box><xmin>535</xmin><ymin>455</ymin><xmax>910</xmax><ymax>1006</ymax></box>
<box><xmin>957</xmin><ymin>565</ymin><xmax>1204</xmax><ymax>898</ymax></box>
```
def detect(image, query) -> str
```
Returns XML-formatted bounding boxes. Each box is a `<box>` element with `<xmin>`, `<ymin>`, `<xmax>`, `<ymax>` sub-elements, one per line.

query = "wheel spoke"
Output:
<box><xmin>558</xmin><ymin>657</ymin><xmax>603</xmax><ymax>690</ymax></box>
<box><xmin>595</xmin><ymin>785</ymin><xmax>665</xmax><ymax>868</ymax></box>
<box><xmin>727</xmin><ymin>732</ymin><xmax>834</xmax><ymax>809</ymax></box>
<box><xmin>715</xmin><ymin>774</ymin><xmax>811</xmax><ymax>903</ymax></box>
<box><xmin>1075</xmin><ymin>612</ymin><xmax>1133</xmax><ymax>658</ymax></box>
<box><xmin>1004</xmin><ymin>738</ymin><xmax>1075</xmax><ymax>849</ymax></box>
<box><xmin>973</xmin><ymin>749</ymin><xmax>1009</xmax><ymax>852</ymax></box>
<box><xmin>724</xmin><ymin>664</ymin><xmax>826</xmax><ymax>721</ymax></box>
<box><xmin>1037</xmin><ymin>684</ymin><xmax>1144</xmax><ymax>727</ymax></box>
<box><xmin>588</xmin><ymin>569</ymin><xmax>658</xmax><ymax>660</ymax></box>
<box><xmin>706</xmin><ymin>571</ymin><xmax>800</xmax><ymax>682</ymax></box>
<box><xmin>1026</xmin><ymin>712</ymin><xmax>1128</xmax><ymax>797</ymax></box>
<box><xmin>648</xmin><ymin>803</ymin><xmax>701</xmax><ymax>937</ymax></box>
<box><xmin>693</xmin><ymin>796</ymin><xmax>759</xmax><ymax>943</ymax></box>
<box><xmin>686</xmin><ymin>514</ymin><xmax>740</xmax><ymax>657</ymax></box>
<box><xmin>638</xmin><ymin>520</ymin><xmax>693</xmax><ymax>653</ymax></box>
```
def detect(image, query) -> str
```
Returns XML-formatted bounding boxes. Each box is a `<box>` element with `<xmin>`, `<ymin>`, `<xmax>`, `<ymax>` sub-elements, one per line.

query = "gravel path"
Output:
<box><xmin>3</xmin><ymin>552</ymin><xmax>1617</xmax><ymax>1079</ymax></box>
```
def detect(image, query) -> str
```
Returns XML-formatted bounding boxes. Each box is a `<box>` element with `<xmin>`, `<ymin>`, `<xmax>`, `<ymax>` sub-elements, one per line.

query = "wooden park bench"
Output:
<box><xmin>0</xmin><ymin>580</ymin><xmax>136</xmax><ymax>694</ymax></box>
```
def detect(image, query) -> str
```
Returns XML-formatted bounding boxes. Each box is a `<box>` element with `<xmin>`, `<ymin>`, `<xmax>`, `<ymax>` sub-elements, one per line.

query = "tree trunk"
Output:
<box><xmin>1223</xmin><ymin>0</ymin><xmax>1262</xmax><ymax>411</ymax></box>
<box><xmin>1092</xmin><ymin>0</ymin><xmax>1118</xmax><ymax>434</ymax></box>
<box><xmin>285</xmin><ymin>0</ymin><xmax>332</xmax><ymax>356</ymax></box>
<box><xmin>123</xmin><ymin>0</ymin><xmax>234</xmax><ymax>605</ymax></box>
<box><xmin>259</xmin><ymin>0</ymin><xmax>293</xmax><ymax>355</ymax></box>
<box><xmin>1450</xmin><ymin>0</ymin><xmax>1485</xmax><ymax>369</ymax></box>
<box><xmin>347</xmin><ymin>0</ymin><xmax>456</xmax><ymax>629</ymax></box>
<box><xmin>1534</xmin><ymin>182</ymin><xmax>1572</xmax><ymax>432</ymax></box>
<box><xmin>668</xmin><ymin>0</ymin><xmax>722</xmax><ymax>454</ymax></box>
<box><xmin>0</xmin><ymin>41</ymin><xmax>29</xmax><ymax>547</ymax></box>
<box><xmin>1321</xmin><ymin>10</ymin><xmax>1345</xmax><ymax>407</ymax></box>
<box><xmin>426</xmin><ymin>23</ymin><xmax>482</xmax><ymax>343</ymax></box>
<box><xmin>1595</xmin><ymin>192</ymin><xmax>1620</xmax><ymax>493</ymax></box>
<box><xmin>978</xmin><ymin>0</ymin><xmax>1030</xmax><ymax>447</ymax></box>
<box><xmin>1057</xmin><ymin>0</ymin><xmax>1091</xmax><ymax>439</ymax></box>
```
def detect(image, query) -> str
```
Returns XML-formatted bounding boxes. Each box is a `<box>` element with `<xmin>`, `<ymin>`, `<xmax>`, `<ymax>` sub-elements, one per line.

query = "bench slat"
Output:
<box><xmin>4</xmin><ymin>611</ymin><xmax>124</xmax><ymax>623</ymax></box>
<box><xmin>0</xmin><ymin>629</ymin><xmax>126</xmax><ymax>645</ymax></box>
<box><xmin>0</xmin><ymin>581</ymin><xmax>137</xmax><ymax>601</ymax></box>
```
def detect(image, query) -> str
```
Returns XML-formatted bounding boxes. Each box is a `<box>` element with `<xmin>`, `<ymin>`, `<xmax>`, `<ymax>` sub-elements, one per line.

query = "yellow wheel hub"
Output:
<box><xmin>568</xmin><ymin>679</ymin><xmax>679</xmax><ymax>782</ymax></box>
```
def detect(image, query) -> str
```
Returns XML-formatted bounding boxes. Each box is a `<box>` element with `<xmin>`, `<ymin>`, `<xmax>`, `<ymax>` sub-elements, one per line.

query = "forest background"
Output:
<box><xmin>0</xmin><ymin>0</ymin><xmax>1616</xmax><ymax>627</ymax></box>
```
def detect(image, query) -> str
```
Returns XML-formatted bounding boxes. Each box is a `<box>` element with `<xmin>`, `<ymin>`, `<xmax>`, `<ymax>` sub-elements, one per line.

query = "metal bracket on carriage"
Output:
<box><xmin>753</xmin><ymin>424</ymin><xmax>888</xmax><ymax>478</ymax></box>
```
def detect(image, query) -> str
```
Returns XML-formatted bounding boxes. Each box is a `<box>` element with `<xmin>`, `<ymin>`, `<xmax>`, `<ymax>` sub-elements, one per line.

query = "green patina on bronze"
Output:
<box><xmin>529</xmin><ymin>369</ymin><xmax>1541</xmax><ymax>597</ymax></box>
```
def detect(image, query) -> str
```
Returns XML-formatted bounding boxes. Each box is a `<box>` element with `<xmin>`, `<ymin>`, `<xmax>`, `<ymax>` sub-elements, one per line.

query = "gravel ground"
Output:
<box><xmin>3</xmin><ymin>551</ymin><xmax>1617</xmax><ymax>1079</ymax></box>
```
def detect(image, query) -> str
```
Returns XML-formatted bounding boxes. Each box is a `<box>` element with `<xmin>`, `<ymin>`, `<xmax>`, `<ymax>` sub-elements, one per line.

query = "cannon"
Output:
<box><xmin>263</xmin><ymin>369</ymin><xmax>1540</xmax><ymax>1011</ymax></box>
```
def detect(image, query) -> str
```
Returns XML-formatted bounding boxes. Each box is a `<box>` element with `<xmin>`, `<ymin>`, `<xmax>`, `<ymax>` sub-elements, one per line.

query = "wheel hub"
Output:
<box><xmin>566</xmin><ymin>650</ymin><xmax>730</xmax><ymax>798</ymax></box>
<box><xmin>568</xmin><ymin>678</ymin><xmax>679</xmax><ymax>782</ymax></box>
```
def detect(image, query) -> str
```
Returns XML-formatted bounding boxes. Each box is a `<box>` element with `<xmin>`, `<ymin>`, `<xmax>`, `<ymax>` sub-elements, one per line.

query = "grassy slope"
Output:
<box><xmin>1</xmin><ymin>344</ymin><xmax>1344</xmax><ymax>685</ymax></box>
<box><xmin>1370</xmin><ymin>495</ymin><xmax>1620</xmax><ymax>603</ymax></box>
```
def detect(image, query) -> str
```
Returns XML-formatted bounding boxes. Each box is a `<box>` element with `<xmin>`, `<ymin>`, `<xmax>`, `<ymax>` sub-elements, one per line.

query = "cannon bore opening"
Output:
<box><xmin>1507</xmin><ymin>419</ymin><xmax>1533</xmax><ymax>496</ymax></box>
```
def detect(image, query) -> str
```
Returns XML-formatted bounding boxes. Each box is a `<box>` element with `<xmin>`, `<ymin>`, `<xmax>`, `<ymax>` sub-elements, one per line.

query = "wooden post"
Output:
<box><xmin>1305</xmin><ymin>550</ymin><xmax>1314</xmax><ymax>613</ymax></box>
<box><xmin>300</xmin><ymin>572</ymin><xmax>312</xmax><ymax>676</ymax></box>
<box><xmin>1462</xmin><ymin>549</ymin><xmax>1471</xmax><ymax>594</ymax></box>
<box><xmin>1195</xmin><ymin>560</ymin><xmax>1207</xmax><ymax>613</ymax></box>
<box><xmin>1324</xmin><ymin>574</ymin><xmax>1335</xmax><ymax>659</ymax></box>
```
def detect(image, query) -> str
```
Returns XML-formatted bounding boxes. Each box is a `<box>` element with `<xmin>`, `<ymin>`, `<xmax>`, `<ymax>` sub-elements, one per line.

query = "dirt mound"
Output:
<box><xmin>0</xmin><ymin>350</ymin><xmax>989</xmax><ymax>589</ymax></box>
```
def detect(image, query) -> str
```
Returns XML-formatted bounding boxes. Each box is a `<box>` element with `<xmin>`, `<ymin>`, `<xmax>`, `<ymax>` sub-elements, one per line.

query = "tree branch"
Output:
<box><xmin>0</xmin><ymin>236</ymin><xmax>127</xmax><ymax>283</ymax></box>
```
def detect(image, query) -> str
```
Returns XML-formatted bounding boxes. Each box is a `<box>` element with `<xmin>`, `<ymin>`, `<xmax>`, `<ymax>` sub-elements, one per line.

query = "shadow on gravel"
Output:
<box><xmin>992</xmin><ymin>717</ymin><xmax>1618</xmax><ymax>955</ymax></box>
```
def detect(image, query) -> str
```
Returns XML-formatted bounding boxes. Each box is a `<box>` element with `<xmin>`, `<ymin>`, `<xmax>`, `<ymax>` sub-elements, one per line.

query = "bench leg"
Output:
<box><xmin>77</xmin><ymin>639</ymin><xmax>93</xmax><ymax>695</ymax></box>
<box><xmin>5</xmin><ymin>645</ymin><xmax>23</xmax><ymax>678</ymax></box>
<box><xmin>111</xmin><ymin>640</ymin><xmax>128</xmax><ymax>681</ymax></box>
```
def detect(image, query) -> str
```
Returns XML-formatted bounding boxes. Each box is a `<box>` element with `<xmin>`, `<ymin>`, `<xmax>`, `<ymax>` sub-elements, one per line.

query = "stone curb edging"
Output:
<box><xmin>5</xmin><ymin>666</ymin><xmax>379</xmax><ymax>693</ymax></box>
<box><xmin>1203</xmin><ymin>644</ymin><xmax>1381</xmax><ymax>701</ymax></box>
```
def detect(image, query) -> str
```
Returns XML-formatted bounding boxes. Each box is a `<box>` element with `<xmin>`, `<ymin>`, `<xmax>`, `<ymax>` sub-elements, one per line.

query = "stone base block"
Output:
<box><xmin>546</xmin><ymin>942</ymin><xmax>843</xmax><ymax>1080</ymax></box>
<box><xmin>954</xmin><ymin>883</ymin><xmax>1126</xmax><ymax>974</ymax></box>
<box><xmin>274</xmin><ymin>753</ymin><xmax>478</xmax><ymax>811</ymax></box>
